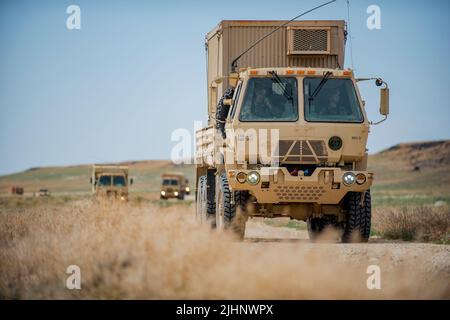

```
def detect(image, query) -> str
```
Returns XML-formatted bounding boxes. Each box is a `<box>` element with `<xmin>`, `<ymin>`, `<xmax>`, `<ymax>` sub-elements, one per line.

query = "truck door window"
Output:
<box><xmin>113</xmin><ymin>176</ymin><xmax>126</xmax><ymax>186</ymax></box>
<box><xmin>304</xmin><ymin>78</ymin><xmax>363</xmax><ymax>123</ymax></box>
<box><xmin>239</xmin><ymin>77</ymin><xmax>298</xmax><ymax>122</ymax></box>
<box><xmin>98</xmin><ymin>175</ymin><xmax>112</xmax><ymax>186</ymax></box>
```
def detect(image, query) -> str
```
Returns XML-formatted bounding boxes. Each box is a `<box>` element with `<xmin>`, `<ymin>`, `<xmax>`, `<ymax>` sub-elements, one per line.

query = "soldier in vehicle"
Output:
<box><xmin>252</xmin><ymin>86</ymin><xmax>285</xmax><ymax>119</ymax></box>
<box><xmin>318</xmin><ymin>87</ymin><xmax>350</xmax><ymax>117</ymax></box>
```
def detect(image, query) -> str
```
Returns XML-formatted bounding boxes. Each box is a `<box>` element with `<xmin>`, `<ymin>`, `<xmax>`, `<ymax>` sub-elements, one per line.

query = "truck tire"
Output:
<box><xmin>177</xmin><ymin>192</ymin><xmax>185</xmax><ymax>200</ymax></box>
<box><xmin>196</xmin><ymin>175</ymin><xmax>215</xmax><ymax>226</ymax></box>
<box><xmin>342</xmin><ymin>190</ymin><xmax>371</xmax><ymax>243</ymax></box>
<box><xmin>307</xmin><ymin>218</ymin><xmax>325</xmax><ymax>241</ymax></box>
<box><xmin>307</xmin><ymin>216</ymin><xmax>341</xmax><ymax>241</ymax></box>
<box><xmin>215</xmin><ymin>173</ymin><xmax>248</xmax><ymax>239</ymax></box>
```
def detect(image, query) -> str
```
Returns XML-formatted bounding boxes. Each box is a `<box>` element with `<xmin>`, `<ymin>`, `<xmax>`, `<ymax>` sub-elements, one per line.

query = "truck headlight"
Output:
<box><xmin>247</xmin><ymin>171</ymin><xmax>260</xmax><ymax>185</ymax></box>
<box><xmin>161</xmin><ymin>191</ymin><xmax>166</xmax><ymax>196</ymax></box>
<box><xmin>174</xmin><ymin>191</ymin><xmax>179</xmax><ymax>196</ymax></box>
<box><xmin>343</xmin><ymin>172</ymin><xmax>356</xmax><ymax>185</ymax></box>
<box><xmin>185</xmin><ymin>187</ymin><xmax>190</xmax><ymax>192</ymax></box>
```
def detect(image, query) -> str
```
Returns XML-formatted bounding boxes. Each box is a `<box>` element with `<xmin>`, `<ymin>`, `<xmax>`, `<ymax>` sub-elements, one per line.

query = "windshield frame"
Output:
<box><xmin>238</xmin><ymin>76</ymin><xmax>299</xmax><ymax>123</ymax></box>
<box><xmin>163</xmin><ymin>179</ymin><xmax>179</xmax><ymax>186</ymax></box>
<box><xmin>302</xmin><ymin>77</ymin><xmax>364</xmax><ymax>124</ymax></box>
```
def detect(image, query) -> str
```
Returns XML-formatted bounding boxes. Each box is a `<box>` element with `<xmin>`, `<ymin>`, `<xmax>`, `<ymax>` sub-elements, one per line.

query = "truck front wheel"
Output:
<box><xmin>177</xmin><ymin>192</ymin><xmax>185</xmax><ymax>200</ymax></box>
<box><xmin>215</xmin><ymin>173</ymin><xmax>248</xmax><ymax>239</ymax></box>
<box><xmin>342</xmin><ymin>190</ymin><xmax>371</xmax><ymax>243</ymax></box>
<box><xmin>307</xmin><ymin>216</ymin><xmax>341</xmax><ymax>241</ymax></box>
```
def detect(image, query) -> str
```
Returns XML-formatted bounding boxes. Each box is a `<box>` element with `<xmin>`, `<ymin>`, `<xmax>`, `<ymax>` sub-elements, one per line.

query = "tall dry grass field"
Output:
<box><xmin>372</xmin><ymin>205</ymin><xmax>450</xmax><ymax>243</ymax></box>
<box><xmin>0</xmin><ymin>198</ymin><xmax>449</xmax><ymax>299</ymax></box>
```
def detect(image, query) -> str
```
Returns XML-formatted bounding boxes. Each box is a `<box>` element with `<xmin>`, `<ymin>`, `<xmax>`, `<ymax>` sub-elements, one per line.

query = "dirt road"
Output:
<box><xmin>244</xmin><ymin>218</ymin><xmax>450</xmax><ymax>295</ymax></box>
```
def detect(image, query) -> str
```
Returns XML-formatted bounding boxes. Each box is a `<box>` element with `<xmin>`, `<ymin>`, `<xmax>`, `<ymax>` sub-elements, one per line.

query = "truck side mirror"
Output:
<box><xmin>223</xmin><ymin>99</ymin><xmax>233</xmax><ymax>106</ymax></box>
<box><xmin>130</xmin><ymin>178</ymin><xmax>133</xmax><ymax>185</ymax></box>
<box><xmin>380</xmin><ymin>87</ymin><xmax>389</xmax><ymax>116</ymax></box>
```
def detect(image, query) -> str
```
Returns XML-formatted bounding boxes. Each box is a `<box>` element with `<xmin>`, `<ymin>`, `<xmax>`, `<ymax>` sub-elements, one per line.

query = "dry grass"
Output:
<box><xmin>0</xmin><ymin>199</ymin><xmax>449</xmax><ymax>299</ymax></box>
<box><xmin>373</xmin><ymin>205</ymin><xmax>450</xmax><ymax>243</ymax></box>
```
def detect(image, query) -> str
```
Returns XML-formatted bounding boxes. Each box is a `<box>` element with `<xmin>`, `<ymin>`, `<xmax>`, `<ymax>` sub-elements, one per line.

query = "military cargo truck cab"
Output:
<box><xmin>91</xmin><ymin>165</ymin><xmax>132</xmax><ymax>201</ymax></box>
<box><xmin>160</xmin><ymin>172</ymin><xmax>189</xmax><ymax>200</ymax></box>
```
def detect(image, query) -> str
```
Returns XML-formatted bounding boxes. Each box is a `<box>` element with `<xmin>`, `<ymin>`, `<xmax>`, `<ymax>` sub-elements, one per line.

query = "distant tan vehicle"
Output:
<box><xmin>11</xmin><ymin>186</ymin><xmax>24</xmax><ymax>195</ymax></box>
<box><xmin>160</xmin><ymin>173</ymin><xmax>189</xmax><ymax>200</ymax></box>
<box><xmin>34</xmin><ymin>189</ymin><xmax>50</xmax><ymax>197</ymax></box>
<box><xmin>90</xmin><ymin>165</ymin><xmax>132</xmax><ymax>201</ymax></box>
<box><xmin>195</xmin><ymin>20</ymin><xmax>390</xmax><ymax>242</ymax></box>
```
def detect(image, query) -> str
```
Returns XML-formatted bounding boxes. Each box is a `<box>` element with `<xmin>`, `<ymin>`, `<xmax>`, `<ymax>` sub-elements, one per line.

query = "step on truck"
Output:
<box><xmin>91</xmin><ymin>165</ymin><xmax>133</xmax><ymax>201</ymax></box>
<box><xmin>195</xmin><ymin>20</ymin><xmax>389</xmax><ymax>242</ymax></box>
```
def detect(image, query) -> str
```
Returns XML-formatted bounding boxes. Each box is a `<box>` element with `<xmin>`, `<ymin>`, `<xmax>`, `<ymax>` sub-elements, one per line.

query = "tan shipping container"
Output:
<box><xmin>205</xmin><ymin>20</ymin><xmax>346</xmax><ymax>119</ymax></box>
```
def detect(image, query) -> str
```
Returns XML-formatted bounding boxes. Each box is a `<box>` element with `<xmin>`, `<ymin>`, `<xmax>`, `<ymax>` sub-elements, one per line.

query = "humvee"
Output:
<box><xmin>160</xmin><ymin>172</ymin><xmax>189</xmax><ymax>200</ymax></box>
<box><xmin>195</xmin><ymin>20</ymin><xmax>389</xmax><ymax>242</ymax></box>
<box><xmin>34</xmin><ymin>188</ymin><xmax>51</xmax><ymax>197</ymax></box>
<box><xmin>90</xmin><ymin>165</ymin><xmax>132</xmax><ymax>201</ymax></box>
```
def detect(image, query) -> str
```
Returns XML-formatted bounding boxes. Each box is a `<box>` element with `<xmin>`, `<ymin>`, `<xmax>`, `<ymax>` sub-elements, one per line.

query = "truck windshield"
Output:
<box><xmin>113</xmin><ymin>175</ymin><xmax>126</xmax><ymax>186</ymax></box>
<box><xmin>98</xmin><ymin>175</ymin><xmax>112</xmax><ymax>186</ymax></box>
<box><xmin>239</xmin><ymin>77</ymin><xmax>298</xmax><ymax>122</ymax></box>
<box><xmin>163</xmin><ymin>179</ymin><xmax>178</xmax><ymax>186</ymax></box>
<box><xmin>304</xmin><ymin>78</ymin><xmax>363</xmax><ymax>123</ymax></box>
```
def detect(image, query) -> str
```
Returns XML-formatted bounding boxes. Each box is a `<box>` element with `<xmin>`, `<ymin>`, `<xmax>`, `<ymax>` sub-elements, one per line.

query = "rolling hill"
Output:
<box><xmin>1</xmin><ymin>140</ymin><xmax>449</xmax><ymax>205</ymax></box>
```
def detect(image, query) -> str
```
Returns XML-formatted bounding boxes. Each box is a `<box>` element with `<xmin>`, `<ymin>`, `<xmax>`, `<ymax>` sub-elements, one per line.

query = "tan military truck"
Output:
<box><xmin>91</xmin><ymin>165</ymin><xmax>132</xmax><ymax>201</ymax></box>
<box><xmin>160</xmin><ymin>172</ymin><xmax>189</xmax><ymax>200</ymax></box>
<box><xmin>34</xmin><ymin>188</ymin><xmax>51</xmax><ymax>197</ymax></box>
<box><xmin>195</xmin><ymin>20</ymin><xmax>389</xmax><ymax>242</ymax></box>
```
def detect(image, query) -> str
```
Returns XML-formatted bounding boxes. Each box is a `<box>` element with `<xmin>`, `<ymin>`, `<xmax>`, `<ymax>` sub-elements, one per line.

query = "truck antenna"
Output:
<box><xmin>230</xmin><ymin>0</ymin><xmax>337</xmax><ymax>72</ymax></box>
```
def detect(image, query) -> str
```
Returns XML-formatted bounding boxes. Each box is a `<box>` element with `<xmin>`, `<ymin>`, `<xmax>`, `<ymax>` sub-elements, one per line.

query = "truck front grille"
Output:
<box><xmin>276</xmin><ymin>140</ymin><xmax>328</xmax><ymax>164</ymax></box>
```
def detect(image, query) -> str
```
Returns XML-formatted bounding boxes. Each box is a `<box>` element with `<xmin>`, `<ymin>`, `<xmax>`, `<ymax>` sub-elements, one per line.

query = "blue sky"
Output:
<box><xmin>0</xmin><ymin>0</ymin><xmax>449</xmax><ymax>175</ymax></box>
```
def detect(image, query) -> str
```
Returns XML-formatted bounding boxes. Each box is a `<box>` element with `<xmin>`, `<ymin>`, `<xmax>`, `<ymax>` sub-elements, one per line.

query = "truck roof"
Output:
<box><xmin>162</xmin><ymin>172</ymin><xmax>185</xmax><ymax>178</ymax></box>
<box><xmin>92</xmin><ymin>165</ymin><xmax>129</xmax><ymax>175</ymax></box>
<box><xmin>240</xmin><ymin>67</ymin><xmax>353</xmax><ymax>77</ymax></box>
<box><xmin>207</xmin><ymin>20</ymin><xmax>345</xmax><ymax>40</ymax></box>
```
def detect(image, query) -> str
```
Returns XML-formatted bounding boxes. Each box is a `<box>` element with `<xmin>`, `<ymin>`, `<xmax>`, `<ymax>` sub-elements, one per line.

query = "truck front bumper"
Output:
<box><xmin>227</xmin><ymin>167</ymin><xmax>373</xmax><ymax>205</ymax></box>
<box><xmin>160</xmin><ymin>190</ymin><xmax>181</xmax><ymax>199</ymax></box>
<box><xmin>95</xmin><ymin>190</ymin><xmax>128</xmax><ymax>201</ymax></box>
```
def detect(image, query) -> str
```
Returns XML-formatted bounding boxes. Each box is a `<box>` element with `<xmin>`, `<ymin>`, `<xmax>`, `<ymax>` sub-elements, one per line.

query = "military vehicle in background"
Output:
<box><xmin>91</xmin><ymin>165</ymin><xmax>132</xmax><ymax>201</ymax></box>
<box><xmin>11</xmin><ymin>186</ymin><xmax>24</xmax><ymax>196</ymax></box>
<box><xmin>160</xmin><ymin>172</ymin><xmax>189</xmax><ymax>200</ymax></box>
<box><xmin>34</xmin><ymin>188</ymin><xmax>51</xmax><ymax>197</ymax></box>
<box><xmin>195</xmin><ymin>20</ymin><xmax>389</xmax><ymax>242</ymax></box>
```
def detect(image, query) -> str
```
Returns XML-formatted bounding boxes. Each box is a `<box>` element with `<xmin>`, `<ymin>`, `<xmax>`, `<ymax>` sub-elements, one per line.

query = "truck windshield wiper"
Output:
<box><xmin>309</xmin><ymin>71</ymin><xmax>333</xmax><ymax>101</ymax></box>
<box><xmin>267</xmin><ymin>71</ymin><xmax>293</xmax><ymax>101</ymax></box>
